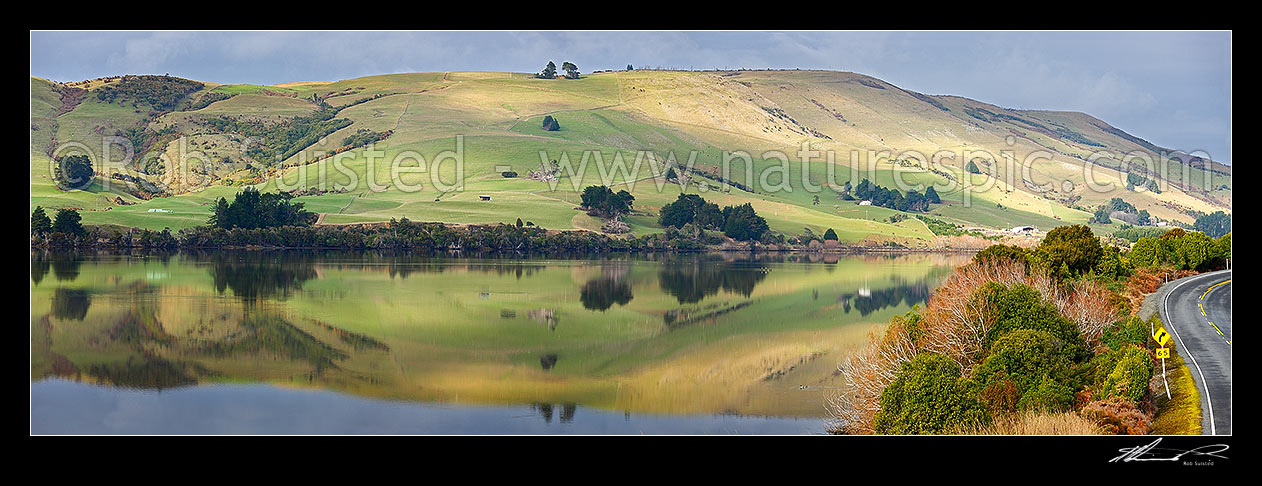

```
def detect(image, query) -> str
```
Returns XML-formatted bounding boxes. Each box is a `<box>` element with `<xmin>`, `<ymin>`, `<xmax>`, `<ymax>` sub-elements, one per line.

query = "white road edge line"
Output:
<box><xmin>1162</xmin><ymin>269</ymin><xmax>1229</xmax><ymax>436</ymax></box>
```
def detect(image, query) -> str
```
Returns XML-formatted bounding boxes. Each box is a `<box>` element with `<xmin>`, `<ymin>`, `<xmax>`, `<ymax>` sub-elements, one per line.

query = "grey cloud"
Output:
<box><xmin>30</xmin><ymin>30</ymin><xmax>1230</xmax><ymax>162</ymax></box>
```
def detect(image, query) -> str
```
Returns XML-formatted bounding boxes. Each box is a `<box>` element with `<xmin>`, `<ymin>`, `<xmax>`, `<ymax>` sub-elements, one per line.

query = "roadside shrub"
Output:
<box><xmin>973</xmin><ymin>244</ymin><xmax>1033</xmax><ymax>267</ymax></box>
<box><xmin>1080</xmin><ymin>396</ymin><xmax>1151</xmax><ymax>435</ymax></box>
<box><xmin>978</xmin><ymin>372</ymin><xmax>1020</xmax><ymax>416</ymax></box>
<box><xmin>873</xmin><ymin>353</ymin><xmax>988</xmax><ymax>434</ymax></box>
<box><xmin>1036</xmin><ymin>224</ymin><xmax>1103</xmax><ymax>278</ymax></box>
<box><xmin>973</xmin><ymin>329</ymin><xmax>1075</xmax><ymax>396</ymax></box>
<box><xmin>1102</xmin><ymin>345</ymin><xmax>1152</xmax><ymax>404</ymax></box>
<box><xmin>1093</xmin><ymin>245</ymin><xmax>1131</xmax><ymax>280</ymax></box>
<box><xmin>1127</xmin><ymin>236</ymin><xmax>1163</xmax><ymax>268</ymax></box>
<box><xmin>1017</xmin><ymin>374</ymin><xmax>1076</xmax><ymax>412</ymax></box>
<box><xmin>1100</xmin><ymin>315</ymin><xmax>1149</xmax><ymax>350</ymax></box>
<box><xmin>916</xmin><ymin>259</ymin><xmax>1061</xmax><ymax>371</ymax></box>
<box><xmin>977</xmin><ymin>282</ymin><xmax>1086</xmax><ymax>360</ymax></box>
<box><xmin>1174</xmin><ymin>231</ymin><xmax>1215</xmax><ymax>270</ymax></box>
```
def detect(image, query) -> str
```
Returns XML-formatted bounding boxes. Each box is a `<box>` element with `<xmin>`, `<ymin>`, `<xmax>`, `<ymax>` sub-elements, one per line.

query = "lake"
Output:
<box><xmin>30</xmin><ymin>251</ymin><xmax>969</xmax><ymax>434</ymax></box>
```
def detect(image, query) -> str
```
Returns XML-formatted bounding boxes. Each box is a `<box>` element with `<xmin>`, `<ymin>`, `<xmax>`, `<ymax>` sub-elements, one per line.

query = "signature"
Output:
<box><xmin>1110</xmin><ymin>438</ymin><xmax>1229</xmax><ymax>463</ymax></box>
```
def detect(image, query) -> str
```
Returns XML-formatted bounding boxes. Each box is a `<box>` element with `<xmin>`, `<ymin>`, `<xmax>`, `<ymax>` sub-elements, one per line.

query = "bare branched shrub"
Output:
<box><xmin>1060</xmin><ymin>280</ymin><xmax>1118</xmax><ymax>348</ymax></box>
<box><xmin>918</xmin><ymin>260</ymin><xmax>1060</xmax><ymax>374</ymax></box>
<box><xmin>827</xmin><ymin>316</ymin><xmax>918</xmax><ymax>435</ymax></box>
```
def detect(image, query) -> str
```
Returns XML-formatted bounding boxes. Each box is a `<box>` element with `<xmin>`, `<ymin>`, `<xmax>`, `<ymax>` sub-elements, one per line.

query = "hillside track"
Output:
<box><xmin>1159</xmin><ymin>269</ymin><xmax>1232</xmax><ymax>435</ymax></box>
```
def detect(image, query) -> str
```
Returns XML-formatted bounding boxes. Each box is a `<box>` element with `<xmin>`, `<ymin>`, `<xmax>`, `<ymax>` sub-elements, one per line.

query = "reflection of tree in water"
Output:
<box><xmin>210</xmin><ymin>257</ymin><xmax>316</xmax><ymax>302</ymax></box>
<box><xmin>540</xmin><ymin>353</ymin><xmax>558</xmax><ymax>371</ymax></box>
<box><xmin>50</xmin><ymin>254</ymin><xmax>82</xmax><ymax>282</ymax></box>
<box><xmin>657</xmin><ymin>262</ymin><xmax>768</xmax><ymax>304</ymax></box>
<box><xmin>387</xmin><ymin>259</ymin><xmax>546</xmax><ymax>280</ymax></box>
<box><xmin>51</xmin><ymin>288</ymin><xmax>91</xmax><ymax>321</ymax></box>
<box><xmin>31</xmin><ymin>254</ymin><xmax>51</xmax><ymax>285</ymax></box>
<box><xmin>579</xmin><ymin>263</ymin><xmax>633</xmax><ymax>311</ymax></box>
<box><xmin>531</xmin><ymin>402</ymin><xmax>578</xmax><ymax>424</ymax></box>
<box><xmin>579</xmin><ymin>277</ymin><xmax>633</xmax><ymax>311</ymax></box>
<box><xmin>837</xmin><ymin>278</ymin><xmax>932</xmax><ymax>316</ymax></box>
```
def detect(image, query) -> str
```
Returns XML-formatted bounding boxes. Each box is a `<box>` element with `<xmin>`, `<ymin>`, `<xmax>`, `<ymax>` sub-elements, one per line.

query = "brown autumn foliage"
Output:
<box><xmin>828</xmin><ymin>259</ymin><xmax>1121</xmax><ymax>434</ymax></box>
<box><xmin>1122</xmin><ymin>266</ymin><xmax>1200</xmax><ymax>316</ymax></box>
<box><xmin>1079</xmin><ymin>396</ymin><xmax>1152</xmax><ymax>435</ymax></box>
<box><xmin>979</xmin><ymin>373</ymin><xmax>1019</xmax><ymax>416</ymax></box>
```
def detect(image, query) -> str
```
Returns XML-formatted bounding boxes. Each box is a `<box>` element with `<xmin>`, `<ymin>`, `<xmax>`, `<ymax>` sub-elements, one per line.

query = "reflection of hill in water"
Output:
<box><xmin>57</xmin><ymin>310</ymin><xmax>386</xmax><ymax>389</ymax></box>
<box><xmin>35</xmin><ymin>257</ymin><xmax>391</xmax><ymax>389</ymax></box>
<box><xmin>87</xmin><ymin>356</ymin><xmax>206</xmax><ymax>390</ymax></box>
<box><xmin>199</xmin><ymin>314</ymin><xmax>350</xmax><ymax>372</ymax></box>
<box><xmin>31</xmin><ymin>251</ymin><xmax>972</xmax><ymax>415</ymax></box>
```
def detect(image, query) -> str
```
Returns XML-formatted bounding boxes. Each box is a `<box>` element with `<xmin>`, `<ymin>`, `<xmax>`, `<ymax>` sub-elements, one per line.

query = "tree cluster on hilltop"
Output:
<box><xmin>94</xmin><ymin>74</ymin><xmax>204</xmax><ymax>111</ymax></box>
<box><xmin>536</xmin><ymin>61</ymin><xmax>581</xmax><ymax>79</ymax></box>
<box><xmin>657</xmin><ymin>193</ymin><xmax>769</xmax><ymax>242</ymax></box>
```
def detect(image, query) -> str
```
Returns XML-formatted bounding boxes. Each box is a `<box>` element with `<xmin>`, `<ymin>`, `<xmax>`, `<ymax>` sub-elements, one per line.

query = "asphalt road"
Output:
<box><xmin>1159</xmin><ymin>269</ymin><xmax>1232</xmax><ymax>435</ymax></box>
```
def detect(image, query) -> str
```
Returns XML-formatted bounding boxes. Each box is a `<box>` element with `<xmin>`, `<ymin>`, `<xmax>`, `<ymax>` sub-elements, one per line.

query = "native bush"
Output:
<box><xmin>1101</xmin><ymin>345</ymin><xmax>1152</xmax><ymax>404</ymax></box>
<box><xmin>1036</xmin><ymin>224</ymin><xmax>1103</xmax><ymax>278</ymax></box>
<box><xmin>973</xmin><ymin>244</ymin><xmax>1034</xmax><ymax>267</ymax></box>
<box><xmin>1016</xmin><ymin>374</ymin><xmax>1077</xmax><ymax>412</ymax></box>
<box><xmin>1100</xmin><ymin>315</ymin><xmax>1149</xmax><ymax>351</ymax></box>
<box><xmin>872</xmin><ymin>353</ymin><xmax>988</xmax><ymax>434</ymax></box>
<box><xmin>978</xmin><ymin>372</ymin><xmax>1020</xmax><ymax>416</ymax></box>
<box><xmin>972</xmin><ymin>329</ymin><xmax>1075</xmax><ymax>396</ymax></box>
<box><xmin>976</xmin><ymin>282</ymin><xmax>1086</xmax><ymax>360</ymax></box>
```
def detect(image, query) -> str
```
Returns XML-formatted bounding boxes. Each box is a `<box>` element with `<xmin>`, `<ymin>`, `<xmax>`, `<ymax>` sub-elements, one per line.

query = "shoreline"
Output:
<box><xmin>31</xmin><ymin>241</ymin><xmax>984</xmax><ymax>255</ymax></box>
<box><xmin>31</xmin><ymin>220</ymin><xmax>988</xmax><ymax>255</ymax></box>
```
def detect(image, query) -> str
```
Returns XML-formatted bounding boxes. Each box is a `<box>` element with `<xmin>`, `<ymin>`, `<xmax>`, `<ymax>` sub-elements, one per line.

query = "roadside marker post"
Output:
<box><xmin>1153</xmin><ymin>327</ymin><xmax>1171</xmax><ymax>399</ymax></box>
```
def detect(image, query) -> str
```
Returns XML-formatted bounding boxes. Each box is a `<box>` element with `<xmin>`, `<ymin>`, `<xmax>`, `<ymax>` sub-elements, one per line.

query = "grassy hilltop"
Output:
<box><xmin>29</xmin><ymin>69</ymin><xmax>1231</xmax><ymax>244</ymax></box>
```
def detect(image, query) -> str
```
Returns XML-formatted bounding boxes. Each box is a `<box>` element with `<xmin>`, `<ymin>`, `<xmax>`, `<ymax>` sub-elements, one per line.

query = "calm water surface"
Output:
<box><xmin>30</xmin><ymin>251</ymin><xmax>967</xmax><ymax>434</ymax></box>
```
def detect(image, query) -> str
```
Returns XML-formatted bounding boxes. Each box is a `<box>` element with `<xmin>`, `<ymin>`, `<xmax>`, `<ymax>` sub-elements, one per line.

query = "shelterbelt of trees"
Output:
<box><xmin>828</xmin><ymin>224</ymin><xmax>1230</xmax><ymax>435</ymax></box>
<box><xmin>21</xmin><ymin>186</ymin><xmax>792</xmax><ymax>253</ymax></box>
<box><xmin>33</xmin><ymin>187</ymin><xmax>778</xmax><ymax>253</ymax></box>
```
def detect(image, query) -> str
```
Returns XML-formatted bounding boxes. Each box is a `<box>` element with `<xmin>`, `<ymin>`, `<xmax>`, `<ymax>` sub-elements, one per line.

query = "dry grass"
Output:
<box><xmin>1150</xmin><ymin>345</ymin><xmax>1203</xmax><ymax>435</ymax></box>
<box><xmin>948</xmin><ymin>410</ymin><xmax>1104</xmax><ymax>435</ymax></box>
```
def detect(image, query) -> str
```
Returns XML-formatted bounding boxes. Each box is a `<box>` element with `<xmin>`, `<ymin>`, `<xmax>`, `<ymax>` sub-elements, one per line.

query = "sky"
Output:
<box><xmin>30</xmin><ymin>31</ymin><xmax>1232</xmax><ymax>163</ymax></box>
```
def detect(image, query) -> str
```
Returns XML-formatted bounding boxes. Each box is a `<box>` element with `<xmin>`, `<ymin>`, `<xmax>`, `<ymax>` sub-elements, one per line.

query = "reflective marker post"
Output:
<box><xmin>1153</xmin><ymin>328</ymin><xmax>1171</xmax><ymax>399</ymax></box>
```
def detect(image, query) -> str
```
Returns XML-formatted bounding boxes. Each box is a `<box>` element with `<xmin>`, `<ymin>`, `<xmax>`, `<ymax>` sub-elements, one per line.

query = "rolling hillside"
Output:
<box><xmin>29</xmin><ymin>70</ymin><xmax>1231</xmax><ymax>244</ymax></box>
